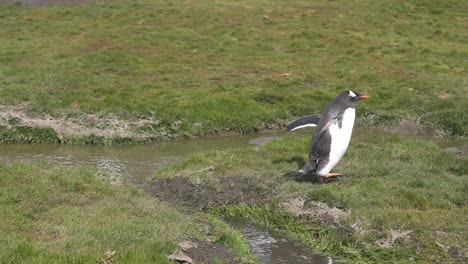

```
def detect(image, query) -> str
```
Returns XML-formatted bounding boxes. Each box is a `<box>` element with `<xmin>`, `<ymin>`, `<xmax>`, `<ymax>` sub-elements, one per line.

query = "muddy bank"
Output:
<box><xmin>0</xmin><ymin>106</ymin><xmax>464</xmax><ymax>144</ymax></box>
<box><xmin>444</xmin><ymin>144</ymin><xmax>468</xmax><ymax>157</ymax></box>
<box><xmin>0</xmin><ymin>106</ymin><xmax>285</xmax><ymax>143</ymax></box>
<box><xmin>0</xmin><ymin>106</ymin><xmax>192</xmax><ymax>143</ymax></box>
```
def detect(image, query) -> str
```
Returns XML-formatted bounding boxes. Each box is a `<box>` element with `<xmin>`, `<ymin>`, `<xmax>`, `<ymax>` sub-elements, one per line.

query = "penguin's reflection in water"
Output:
<box><xmin>286</xmin><ymin>90</ymin><xmax>369</xmax><ymax>183</ymax></box>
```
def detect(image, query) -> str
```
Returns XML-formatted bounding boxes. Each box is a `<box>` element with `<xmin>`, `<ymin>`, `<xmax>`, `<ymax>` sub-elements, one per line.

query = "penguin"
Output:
<box><xmin>287</xmin><ymin>90</ymin><xmax>369</xmax><ymax>182</ymax></box>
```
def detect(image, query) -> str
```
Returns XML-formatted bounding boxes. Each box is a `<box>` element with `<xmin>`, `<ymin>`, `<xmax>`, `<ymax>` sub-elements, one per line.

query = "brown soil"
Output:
<box><xmin>0</xmin><ymin>106</ymin><xmax>162</xmax><ymax>140</ymax></box>
<box><xmin>444</xmin><ymin>144</ymin><xmax>468</xmax><ymax>157</ymax></box>
<box><xmin>375</xmin><ymin>229</ymin><xmax>413</xmax><ymax>248</ymax></box>
<box><xmin>185</xmin><ymin>241</ymin><xmax>237</xmax><ymax>264</ymax></box>
<box><xmin>363</xmin><ymin>119</ymin><xmax>437</xmax><ymax>137</ymax></box>
<box><xmin>281</xmin><ymin>198</ymin><xmax>349</xmax><ymax>225</ymax></box>
<box><xmin>145</xmin><ymin>176</ymin><xmax>271</xmax><ymax>210</ymax></box>
<box><xmin>147</xmin><ymin>176</ymin><xmax>269</xmax><ymax>263</ymax></box>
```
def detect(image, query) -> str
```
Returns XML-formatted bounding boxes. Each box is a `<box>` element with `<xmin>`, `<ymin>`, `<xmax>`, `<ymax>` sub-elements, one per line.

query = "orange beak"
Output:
<box><xmin>359</xmin><ymin>94</ymin><xmax>370</xmax><ymax>99</ymax></box>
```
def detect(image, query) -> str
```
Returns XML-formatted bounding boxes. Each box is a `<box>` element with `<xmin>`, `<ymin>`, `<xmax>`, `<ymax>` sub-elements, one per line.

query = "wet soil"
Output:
<box><xmin>185</xmin><ymin>241</ymin><xmax>237</xmax><ymax>264</ymax></box>
<box><xmin>169</xmin><ymin>240</ymin><xmax>237</xmax><ymax>264</ymax></box>
<box><xmin>444</xmin><ymin>144</ymin><xmax>468</xmax><ymax>157</ymax></box>
<box><xmin>145</xmin><ymin>176</ymin><xmax>271</xmax><ymax>210</ymax></box>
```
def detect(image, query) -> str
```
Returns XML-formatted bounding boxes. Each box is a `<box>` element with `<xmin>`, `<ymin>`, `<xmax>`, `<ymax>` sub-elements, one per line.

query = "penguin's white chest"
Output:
<box><xmin>318</xmin><ymin>108</ymin><xmax>355</xmax><ymax>176</ymax></box>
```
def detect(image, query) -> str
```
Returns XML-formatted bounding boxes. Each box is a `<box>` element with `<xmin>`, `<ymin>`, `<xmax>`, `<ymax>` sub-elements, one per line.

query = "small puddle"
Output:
<box><xmin>227</xmin><ymin>218</ymin><xmax>332</xmax><ymax>264</ymax></box>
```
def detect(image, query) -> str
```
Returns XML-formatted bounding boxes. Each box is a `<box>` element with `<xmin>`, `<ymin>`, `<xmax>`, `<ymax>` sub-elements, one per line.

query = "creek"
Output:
<box><xmin>0</xmin><ymin>129</ymin><xmax>465</xmax><ymax>263</ymax></box>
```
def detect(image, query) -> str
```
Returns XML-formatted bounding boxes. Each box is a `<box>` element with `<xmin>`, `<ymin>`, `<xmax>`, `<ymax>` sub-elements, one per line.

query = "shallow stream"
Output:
<box><xmin>0</xmin><ymin>129</ymin><xmax>465</xmax><ymax>263</ymax></box>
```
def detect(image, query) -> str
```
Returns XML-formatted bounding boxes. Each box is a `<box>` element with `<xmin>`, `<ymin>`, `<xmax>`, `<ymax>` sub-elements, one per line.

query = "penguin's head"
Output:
<box><xmin>342</xmin><ymin>90</ymin><xmax>369</xmax><ymax>104</ymax></box>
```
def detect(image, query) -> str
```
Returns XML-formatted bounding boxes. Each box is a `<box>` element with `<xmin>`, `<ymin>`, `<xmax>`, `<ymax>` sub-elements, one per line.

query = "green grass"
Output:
<box><xmin>155</xmin><ymin>132</ymin><xmax>468</xmax><ymax>263</ymax></box>
<box><xmin>0</xmin><ymin>0</ymin><xmax>467</xmax><ymax>138</ymax></box>
<box><xmin>0</xmin><ymin>126</ymin><xmax>59</xmax><ymax>143</ymax></box>
<box><xmin>0</xmin><ymin>161</ymin><xmax>253</xmax><ymax>263</ymax></box>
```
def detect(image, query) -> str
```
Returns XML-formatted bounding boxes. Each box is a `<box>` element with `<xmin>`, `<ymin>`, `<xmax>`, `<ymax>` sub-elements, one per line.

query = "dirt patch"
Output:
<box><xmin>0</xmin><ymin>106</ymin><xmax>285</xmax><ymax>142</ymax></box>
<box><xmin>444</xmin><ymin>144</ymin><xmax>468</xmax><ymax>157</ymax></box>
<box><xmin>375</xmin><ymin>229</ymin><xmax>413</xmax><ymax>248</ymax></box>
<box><xmin>145</xmin><ymin>176</ymin><xmax>270</xmax><ymax>210</ymax></box>
<box><xmin>169</xmin><ymin>239</ymin><xmax>238</xmax><ymax>263</ymax></box>
<box><xmin>381</xmin><ymin>119</ymin><xmax>435</xmax><ymax>136</ymax></box>
<box><xmin>185</xmin><ymin>241</ymin><xmax>237</xmax><ymax>264</ymax></box>
<box><xmin>0</xmin><ymin>0</ymin><xmax>92</xmax><ymax>7</ymax></box>
<box><xmin>0</xmin><ymin>106</ymin><xmax>164</xmax><ymax>140</ymax></box>
<box><xmin>281</xmin><ymin>198</ymin><xmax>349</xmax><ymax>225</ymax></box>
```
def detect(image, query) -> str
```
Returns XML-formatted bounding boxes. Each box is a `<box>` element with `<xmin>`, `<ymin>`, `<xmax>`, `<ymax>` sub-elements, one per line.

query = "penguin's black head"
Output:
<box><xmin>340</xmin><ymin>90</ymin><xmax>369</xmax><ymax>105</ymax></box>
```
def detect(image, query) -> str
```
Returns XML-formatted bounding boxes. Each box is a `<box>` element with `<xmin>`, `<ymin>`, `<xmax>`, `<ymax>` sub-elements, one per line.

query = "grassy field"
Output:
<box><xmin>153</xmin><ymin>132</ymin><xmax>468</xmax><ymax>263</ymax></box>
<box><xmin>0</xmin><ymin>0</ymin><xmax>466</xmax><ymax>141</ymax></box>
<box><xmin>0</xmin><ymin>161</ymin><xmax>254</xmax><ymax>263</ymax></box>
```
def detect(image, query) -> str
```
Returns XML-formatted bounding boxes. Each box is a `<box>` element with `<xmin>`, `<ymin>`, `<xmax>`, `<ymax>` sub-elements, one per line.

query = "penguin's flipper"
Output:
<box><xmin>287</xmin><ymin>115</ymin><xmax>321</xmax><ymax>131</ymax></box>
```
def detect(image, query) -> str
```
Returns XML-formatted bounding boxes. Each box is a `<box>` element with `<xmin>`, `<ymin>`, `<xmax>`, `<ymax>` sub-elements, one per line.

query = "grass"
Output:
<box><xmin>0</xmin><ymin>126</ymin><xmax>59</xmax><ymax>143</ymax></box>
<box><xmin>155</xmin><ymin>132</ymin><xmax>468</xmax><ymax>263</ymax></box>
<box><xmin>0</xmin><ymin>161</ymin><xmax>254</xmax><ymax>263</ymax></box>
<box><xmin>0</xmin><ymin>0</ymin><xmax>467</xmax><ymax>139</ymax></box>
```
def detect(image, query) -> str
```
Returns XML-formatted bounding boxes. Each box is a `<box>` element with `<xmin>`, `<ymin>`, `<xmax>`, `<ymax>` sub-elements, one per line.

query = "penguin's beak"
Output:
<box><xmin>358</xmin><ymin>94</ymin><xmax>369</xmax><ymax>99</ymax></box>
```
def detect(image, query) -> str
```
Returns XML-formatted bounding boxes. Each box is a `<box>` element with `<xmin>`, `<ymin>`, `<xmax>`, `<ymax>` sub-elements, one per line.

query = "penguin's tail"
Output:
<box><xmin>287</xmin><ymin>114</ymin><xmax>321</xmax><ymax>131</ymax></box>
<box><xmin>284</xmin><ymin>169</ymin><xmax>307</xmax><ymax>178</ymax></box>
<box><xmin>284</xmin><ymin>162</ymin><xmax>315</xmax><ymax>178</ymax></box>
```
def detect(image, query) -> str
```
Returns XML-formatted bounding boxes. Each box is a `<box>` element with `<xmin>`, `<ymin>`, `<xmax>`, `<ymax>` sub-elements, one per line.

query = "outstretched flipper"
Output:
<box><xmin>287</xmin><ymin>115</ymin><xmax>321</xmax><ymax>131</ymax></box>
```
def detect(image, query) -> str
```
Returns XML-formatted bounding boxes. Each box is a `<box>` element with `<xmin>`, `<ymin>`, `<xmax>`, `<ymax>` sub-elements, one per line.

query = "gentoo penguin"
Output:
<box><xmin>287</xmin><ymin>90</ymin><xmax>369</xmax><ymax>182</ymax></box>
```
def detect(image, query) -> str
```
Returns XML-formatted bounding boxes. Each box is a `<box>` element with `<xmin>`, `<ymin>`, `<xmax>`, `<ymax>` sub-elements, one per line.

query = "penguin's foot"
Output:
<box><xmin>325</xmin><ymin>173</ymin><xmax>343</xmax><ymax>178</ymax></box>
<box><xmin>318</xmin><ymin>173</ymin><xmax>342</xmax><ymax>184</ymax></box>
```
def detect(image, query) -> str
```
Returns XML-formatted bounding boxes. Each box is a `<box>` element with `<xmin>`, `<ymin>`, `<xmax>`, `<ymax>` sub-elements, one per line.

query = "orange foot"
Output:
<box><xmin>318</xmin><ymin>173</ymin><xmax>343</xmax><ymax>184</ymax></box>
<box><xmin>325</xmin><ymin>172</ymin><xmax>343</xmax><ymax>178</ymax></box>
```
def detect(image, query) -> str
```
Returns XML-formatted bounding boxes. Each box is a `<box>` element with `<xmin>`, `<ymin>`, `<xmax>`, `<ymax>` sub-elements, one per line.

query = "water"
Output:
<box><xmin>0</xmin><ymin>134</ymin><xmax>254</xmax><ymax>185</ymax></box>
<box><xmin>228</xmin><ymin>219</ymin><xmax>332</xmax><ymax>264</ymax></box>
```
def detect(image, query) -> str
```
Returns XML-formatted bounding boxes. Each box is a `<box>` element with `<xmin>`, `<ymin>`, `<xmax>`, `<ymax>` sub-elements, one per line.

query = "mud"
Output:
<box><xmin>380</xmin><ymin>119</ymin><xmax>431</xmax><ymax>136</ymax></box>
<box><xmin>281</xmin><ymin>198</ymin><xmax>349</xmax><ymax>225</ymax></box>
<box><xmin>169</xmin><ymin>240</ymin><xmax>237</xmax><ymax>264</ymax></box>
<box><xmin>444</xmin><ymin>144</ymin><xmax>468</xmax><ymax>157</ymax></box>
<box><xmin>146</xmin><ymin>176</ymin><xmax>271</xmax><ymax>210</ymax></box>
<box><xmin>185</xmin><ymin>241</ymin><xmax>237</xmax><ymax>264</ymax></box>
<box><xmin>375</xmin><ymin>230</ymin><xmax>413</xmax><ymax>248</ymax></box>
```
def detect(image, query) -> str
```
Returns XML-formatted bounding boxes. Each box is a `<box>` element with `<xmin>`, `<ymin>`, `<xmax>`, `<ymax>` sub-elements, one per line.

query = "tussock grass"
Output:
<box><xmin>0</xmin><ymin>0</ymin><xmax>466</xmax><ymax>138</ymax></box>
<box><xmin>156</xmin><ymin>133</ymin><xmax>468</xmax><ymax>263</ymax></box>
<box><xmin>0</xmin><ymin>162</ymin><xmax>253</xmax><ymax>263</ymax></box>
